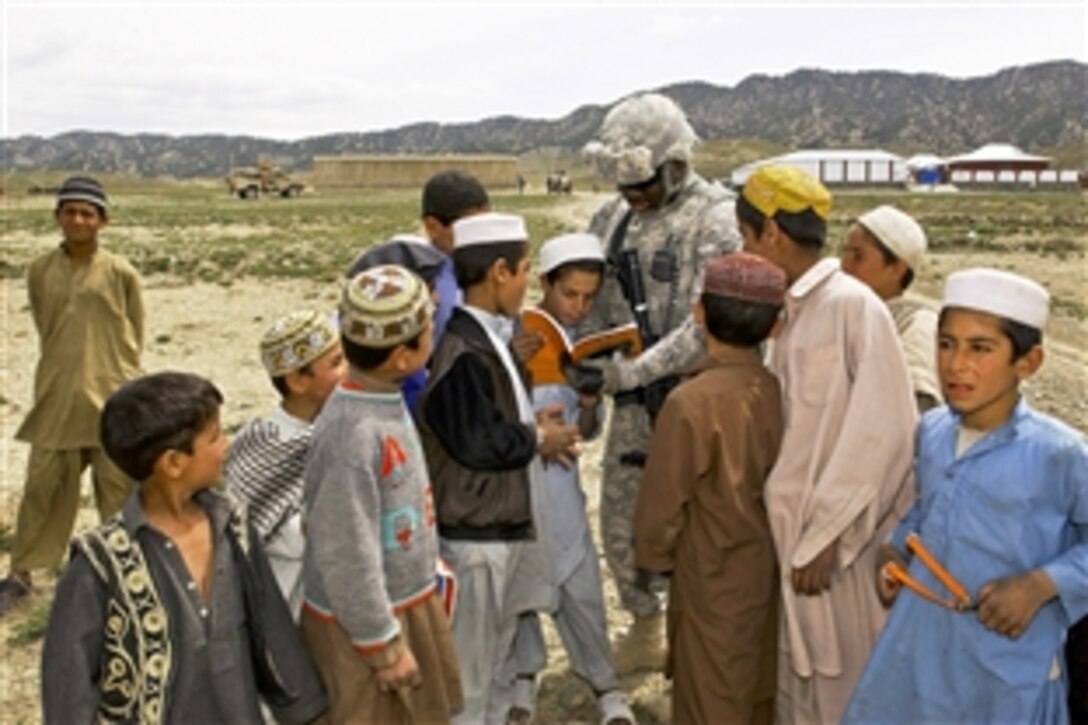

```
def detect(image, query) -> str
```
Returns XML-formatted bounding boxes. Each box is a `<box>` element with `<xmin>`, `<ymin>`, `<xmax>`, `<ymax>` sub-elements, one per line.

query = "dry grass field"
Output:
<box><xmin>1</xmin><ymin>179</ymin><xmax>1084</xmax><ymax>723</ymax></box>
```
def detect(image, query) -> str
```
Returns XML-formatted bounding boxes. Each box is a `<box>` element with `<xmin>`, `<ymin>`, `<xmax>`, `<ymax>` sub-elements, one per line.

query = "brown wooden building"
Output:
<box><xmin>312</xmin><ymin>154</ymin><xmax>519</xmax><ymax>189</ymax></box>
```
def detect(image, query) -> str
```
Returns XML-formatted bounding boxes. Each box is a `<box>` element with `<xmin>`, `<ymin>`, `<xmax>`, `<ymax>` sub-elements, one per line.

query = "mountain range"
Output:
<box><xmin>3</xmin><ymin>60</ymin><xmax>1084</xmax><ymax>178</ymax></box>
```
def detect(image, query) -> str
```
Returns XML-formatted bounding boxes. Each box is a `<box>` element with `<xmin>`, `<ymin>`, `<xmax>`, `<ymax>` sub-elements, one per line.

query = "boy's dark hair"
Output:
<box><xmin>100</xmin><ymin>372</ymin><xmax>223</xmax><ymax>482</ymax></box>
<box><xmin>736</xmin><ymin>193</ymin><xmax>826</xmax><ymax>250</ymax></box>
<box><xmin>55</xmin><ymin>175</ymin><xmax>108</xmax><ymax>218</ymax></box>
<box><xmin>422</xmin><ymin>171</ymin><xmax>490</xmax><ymax>226</ymax></box>
<box><xmin>269</xmin><ymin>362</ymin><xmax>314</xmax><ymax>398</ymax></box>
<box><xmin>938</xmin><ymin>308</ymin><xmax>1043</xmax><ymax>361</ymax></box>
<box><xmin>453</xmin><ymin>241</ymin><xmax>528</xmax><ymax>289</ymax></box>
<box><xmin>341</xmin><ymin>333</ymin><xmax>422</xmax><ymax>371</ymax></box>
<box><xmin>544</xmin><ymin>259</ymin><xmax>605</xmax><ymax>285</ymax></box>
<box><xmin>701</xmin><ymin>292</ymin><xmax>782</xmax><ymax>347</ymax></box>
<box><xmin>858</xmin><ymin>224</ymin><xmax>915</xmax><ymax>290</ymax></box>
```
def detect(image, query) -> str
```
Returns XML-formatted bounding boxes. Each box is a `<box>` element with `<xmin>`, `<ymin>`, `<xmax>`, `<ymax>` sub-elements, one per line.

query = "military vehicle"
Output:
<box><xmin>226</xmin><ymin>160</ymin><xmax>307</xmax><ymax>199</ymax></box>
<box><xmin>546</xmin><ymin>170</ymin><xmax>573</xmax><ymax>195</ymax></box>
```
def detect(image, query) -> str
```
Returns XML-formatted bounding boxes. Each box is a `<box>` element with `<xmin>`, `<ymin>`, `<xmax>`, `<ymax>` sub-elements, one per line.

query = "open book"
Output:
<box><xmin>521</xmin><ymin>308</ymin><xmax>643</xmax><ymax>386</ymax></box>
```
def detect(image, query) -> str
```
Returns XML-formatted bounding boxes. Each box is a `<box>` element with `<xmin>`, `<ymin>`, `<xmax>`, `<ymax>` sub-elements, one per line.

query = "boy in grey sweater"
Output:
<box><xmin>300</xmin><ymin>265</ymin><xmax>462</xmax><ymax>722</ymax></box>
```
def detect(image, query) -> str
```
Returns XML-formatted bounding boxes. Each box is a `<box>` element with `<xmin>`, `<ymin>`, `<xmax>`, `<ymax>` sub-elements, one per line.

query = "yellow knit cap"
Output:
<box><xmin>742</xmin><ymin>165</ymin><xmax>831</xmax><ymax>221</ymax></box>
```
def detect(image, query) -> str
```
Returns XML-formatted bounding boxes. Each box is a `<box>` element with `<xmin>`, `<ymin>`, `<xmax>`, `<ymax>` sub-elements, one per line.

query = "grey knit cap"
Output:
<box><xmin>56</xmin><ymin>176</ymin><xmax>108</xmax><ymax>211</ymax></box>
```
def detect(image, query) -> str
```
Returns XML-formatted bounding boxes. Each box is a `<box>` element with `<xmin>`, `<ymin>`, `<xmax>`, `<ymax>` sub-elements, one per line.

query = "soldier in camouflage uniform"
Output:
<box><xmin>580</xmin><ymin>93</ymin><xmax>742</xmax><ymax>672</ymax></box>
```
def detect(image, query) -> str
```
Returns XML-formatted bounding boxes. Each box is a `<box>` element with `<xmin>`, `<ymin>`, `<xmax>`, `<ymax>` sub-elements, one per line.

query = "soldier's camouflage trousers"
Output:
<box><xmin>600</xmin><ymin>402</ymin><xmax>666</xmax><ymax>617</ymax></box>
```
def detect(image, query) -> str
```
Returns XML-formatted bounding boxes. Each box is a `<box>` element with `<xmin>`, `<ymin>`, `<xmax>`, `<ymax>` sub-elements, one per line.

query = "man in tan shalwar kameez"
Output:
<box><xmin>635</xmin><ymin>252</ymin><xmax>788</xmax><ymax>724</ymax></box>
<box><xmin>0</xmin><ymin>177</ymin><xmax>144</xmax><ymax>614</ymax></box>
<box><xmin>736</xmin><ymin>166</ymin><xmax>917</xmax><ymax>724</ymax></box>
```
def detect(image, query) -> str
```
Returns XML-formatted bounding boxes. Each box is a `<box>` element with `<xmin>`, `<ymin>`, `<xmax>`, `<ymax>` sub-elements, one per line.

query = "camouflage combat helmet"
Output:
<box><xmin>583</xmin><ymin>93</ymin><xmax>698</xmax><ymax>186</ymax></box>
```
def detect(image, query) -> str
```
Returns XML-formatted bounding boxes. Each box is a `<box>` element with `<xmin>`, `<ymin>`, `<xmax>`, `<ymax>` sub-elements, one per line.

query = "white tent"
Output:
<box><xmin>945</xmin><ymin>143</ymin><xmax>1051</xmax><ymax>165</ymax></box>
<box><xmin>731</xmin><ymin>149</ymin><xmax>907</xmax><ymax>187</ymax></box>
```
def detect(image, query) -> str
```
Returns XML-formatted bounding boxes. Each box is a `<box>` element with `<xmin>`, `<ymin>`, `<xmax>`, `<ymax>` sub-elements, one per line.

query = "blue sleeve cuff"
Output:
<box><xmin>1042</xmin><ymin>557</ymin><xmax>1088</xmax><ymax>624</ymax></box>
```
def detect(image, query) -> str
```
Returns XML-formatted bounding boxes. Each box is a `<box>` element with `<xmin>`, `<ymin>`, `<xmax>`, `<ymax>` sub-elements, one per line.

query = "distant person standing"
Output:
<box><xmin>420</xmin><ymin>170</ymin><xmax>491</xmax><ymax>346</ymax></box>
<box><xmin>580</xmin><ymin>92</ymin><xmax>742</xmax><ymax>672</ymax></box>
<box><xmin>0</xmin><ymin>177</ymin><xmax>145</xmax><ymax>614</ymax></box>
<box><xmin>840</xmin><ymin>205</ymin><xmax>941</xmax><ymax>411</ymax></box>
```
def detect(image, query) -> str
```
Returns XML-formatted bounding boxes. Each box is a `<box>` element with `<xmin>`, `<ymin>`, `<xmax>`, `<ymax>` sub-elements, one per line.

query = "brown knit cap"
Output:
<box><xmin>340</xmin><ymin>265</ymin><xmax>433</xmax><ymax>348</ymax></box>
<box><xmin>703</xmin><ymin>252</ymin><xmax>787</xmax><ymax>305</ymax></box>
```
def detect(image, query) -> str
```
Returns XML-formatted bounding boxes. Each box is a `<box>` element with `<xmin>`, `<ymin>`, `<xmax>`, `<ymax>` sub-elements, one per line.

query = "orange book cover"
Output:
<box><xmin>521</xmin><ymin>308</ymin><xmax>643</xmax><ymax>386</ymax></box>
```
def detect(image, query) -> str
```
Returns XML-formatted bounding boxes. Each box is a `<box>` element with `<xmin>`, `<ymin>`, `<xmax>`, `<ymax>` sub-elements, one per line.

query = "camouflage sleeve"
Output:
<box><xmin>691</xmin><ymin>191</ymin><xmax>744</xmax><ymax>298</ymax></box>
<box><xmin>612</xmin><ymin>193</ymin><xmax>740</xmax><ymax>391</ymax></box>
<box><xmin>615</xmin><ymin>315</ymin><xmax>704</xmax><ymax>390</ymax></box>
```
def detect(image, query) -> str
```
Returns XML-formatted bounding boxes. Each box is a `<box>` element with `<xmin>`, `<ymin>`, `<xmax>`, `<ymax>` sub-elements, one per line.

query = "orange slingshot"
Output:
<box><xmin>881</xmin><ymin>532</ymin><xmax>975</xmax><ymax>612</ymax></box>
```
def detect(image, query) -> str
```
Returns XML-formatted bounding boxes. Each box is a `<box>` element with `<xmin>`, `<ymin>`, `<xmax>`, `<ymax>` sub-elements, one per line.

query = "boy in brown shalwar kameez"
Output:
<box><xmin>634</xmin><ymin>252</ymin><xmax>787</xmax><ymax>724</ymax></box>
<box><xmin>1</xmin><ymin>177</ymin><xmax>144</xmax><ymax>614</ymax></box>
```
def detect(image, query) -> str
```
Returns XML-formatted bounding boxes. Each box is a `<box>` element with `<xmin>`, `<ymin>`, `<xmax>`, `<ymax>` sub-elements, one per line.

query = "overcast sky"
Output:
<box><xmin>3</xmin><ymin>1</ymin><xmax>1084</xmax><ymax>140</ymax></box>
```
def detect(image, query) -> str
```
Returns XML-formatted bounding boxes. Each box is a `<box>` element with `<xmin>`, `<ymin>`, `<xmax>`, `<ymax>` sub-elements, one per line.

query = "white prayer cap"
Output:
<box><xmin>942</xmin><ymin>267</ymin><xmax>1050</xmax><ymax>330</ymax></box>
<box><xmin>857</xmin><ymin>205</ymin><xmax>927</xmax><ymax>271</ymax></box>
<box><xmin>539</xmin><ymin>233</ymin><xmax>604</xmax><ymax>275</ymax></box>
<box><xmin>452</xmin><ymin>212</ymin><xmax>528</xmax><ymax>249</ymax></box>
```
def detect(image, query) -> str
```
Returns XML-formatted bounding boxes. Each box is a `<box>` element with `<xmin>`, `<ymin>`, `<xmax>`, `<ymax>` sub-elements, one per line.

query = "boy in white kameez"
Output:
<box><xmin>224</xmin><ymin>310</ymin><xmax>345</xmax><ymax>618</ymax></box>
<box><xmin>737</xmin><ymin>165</ymin><xmax>917</xmax><ymax>723</ymax></box>
<box><xmin>507</xmin><ymin>233</ymin><xmax>634</xmax><ymax>725</ymax></box>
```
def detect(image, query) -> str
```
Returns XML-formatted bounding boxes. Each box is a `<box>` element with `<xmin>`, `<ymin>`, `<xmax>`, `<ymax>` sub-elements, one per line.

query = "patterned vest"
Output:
<box><xmin>74</xmin><ymin>505</ymin><xmax>251</xmax><ymax>724</ymax></box>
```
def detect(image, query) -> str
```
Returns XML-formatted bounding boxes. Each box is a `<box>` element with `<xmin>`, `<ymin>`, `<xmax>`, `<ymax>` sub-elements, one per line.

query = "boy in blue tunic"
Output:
<box><xmin>845</xmin><ymin>267</ymin><xmax>1088</xmax><ymax>723</ymax></box>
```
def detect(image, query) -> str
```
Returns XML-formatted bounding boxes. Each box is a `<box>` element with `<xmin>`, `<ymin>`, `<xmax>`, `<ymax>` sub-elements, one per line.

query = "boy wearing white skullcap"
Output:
<box><xmin>841</xmin><ymin>205</ymin><xmax>941</xmax><ymax>410</ymax></box>
<box><xmin>298</xmin><ymin>265</ymin><xmax>465</xmax><ymax>722</ymax></box>
<box><xmin>505</xmin><ymin>233</ymin><xmax>636</xmax><ymax>724</ymax></box>
<box><xmin>417</xmin><ymin>214</ymin><xmax>581</xmax><ymax>723</ymax></box>
<box><xmin>224</xmin><ymin>309</ymin><xmax>346</xmax><ymax>618</ymax></box>
<box><xmin>847</xmin><ymin>268</ymin><xmax>1088</xmax><ymax>723</ymax></box>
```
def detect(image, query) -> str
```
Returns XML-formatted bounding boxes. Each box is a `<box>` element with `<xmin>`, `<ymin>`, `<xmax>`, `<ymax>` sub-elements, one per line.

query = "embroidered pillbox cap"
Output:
<box><xmin>56</xmin><ymin>176</ymin><xmax>108</xmax><ymax>212</ymax></box>
<box><xmin>538</xmin><ymin>233</ymin><xmax>604</xmax><ymax>275</ymax></box>
<box><xmin>260</xmin><ymin>309</ymin><xmax>339</xmax><ymax>378</ymax></box>
<box><xmin>346</xmin><ymin>234</ymin><xmax>446</xmax><ymax>284</ymax></box>
<box><xmin>341</xmin><ymin>264</ymin><xmax>433</xmax><ymax>348</ymax></box>
<box><xmin>942</xmin><ymin>267</ymin><xmax>1049</xmax><ymax>330</ymax></box>
<box><xmin>452</xmin><ymin>212</ymin><xmax>528</xmax><ymax>249</ymax></box>
<box><xmin>742</xmin><ymin>165</ymin><xmax>831</xmax><ymax>221</ymax></box>
<box><xmin>703</xmin><ymin>252</ymin><xmax>787</xmax><ymax>305</ymax></box>
<box><xmin>857</xmin><ymin>205</ymin><xmax>927</xmax><ymax>271</ymax></box>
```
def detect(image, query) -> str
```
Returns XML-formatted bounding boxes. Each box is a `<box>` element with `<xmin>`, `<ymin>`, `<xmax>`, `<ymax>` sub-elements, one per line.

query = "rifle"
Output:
<box><xmin>614</xmin><ymin>247</ymin><xmax>656</xmax><ymax>350</ymax></box>
<box><xmin>611</xmin><ymin>242</ymin><xmax>680</xmax><ymax>465</ymax></box>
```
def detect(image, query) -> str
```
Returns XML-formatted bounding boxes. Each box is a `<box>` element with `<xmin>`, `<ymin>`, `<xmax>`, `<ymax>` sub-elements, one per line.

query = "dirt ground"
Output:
<box><xmin>1</xmin><ymin>191</ymin><xmax>1085</xmax><ymax>723</ymax></box>
<box><xmin>0</xmin><ymin>191</ymin><xmax>674</xmax><ymax>724</ymax></box>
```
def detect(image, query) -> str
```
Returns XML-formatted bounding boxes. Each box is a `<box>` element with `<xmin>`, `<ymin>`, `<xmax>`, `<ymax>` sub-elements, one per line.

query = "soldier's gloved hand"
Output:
<box><xmin>576</xmin><ymin>358</ymin><xmax>624</xmax><ymax>395</ymax></box>
<box><xmin>561</xmin><ymin>353</ymin><xmax>605</xmax><ymax>396</ymax></box>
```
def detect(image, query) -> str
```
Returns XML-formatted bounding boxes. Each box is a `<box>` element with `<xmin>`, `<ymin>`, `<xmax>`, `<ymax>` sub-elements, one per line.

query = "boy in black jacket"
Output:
<box><xmin>419</xmin><ymin>212</ymin><xmax>578</xmax><ymax>723</ymax></box>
